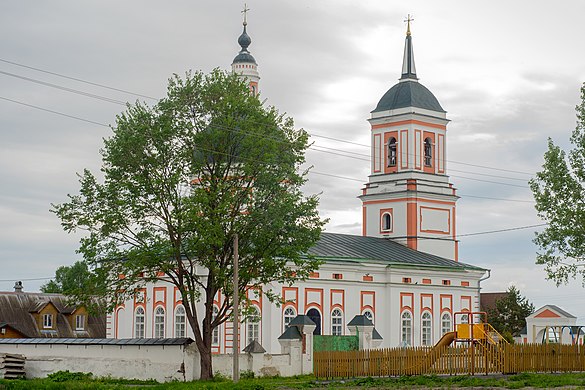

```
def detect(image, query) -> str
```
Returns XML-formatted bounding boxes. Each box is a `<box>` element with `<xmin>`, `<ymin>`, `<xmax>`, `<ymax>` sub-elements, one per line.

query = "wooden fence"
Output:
<box><xmin>314</xmin><ymin>343</ymin><xmax>585</xmax><ymax>379</ymax></box>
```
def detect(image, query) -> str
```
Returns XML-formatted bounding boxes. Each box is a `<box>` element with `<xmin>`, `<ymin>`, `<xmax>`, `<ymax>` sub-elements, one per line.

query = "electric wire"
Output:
<box><xmin>0</xmin><ymin>57</ymin><xmax>157</xmax><ymax>100</ymax></box>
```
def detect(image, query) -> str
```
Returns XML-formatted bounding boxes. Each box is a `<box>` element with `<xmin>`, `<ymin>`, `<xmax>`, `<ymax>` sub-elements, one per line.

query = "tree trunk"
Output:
<box><xmin>199</xmin><ymin>346</ymin><xmax>213</xmax><ymax>380</ymax></box>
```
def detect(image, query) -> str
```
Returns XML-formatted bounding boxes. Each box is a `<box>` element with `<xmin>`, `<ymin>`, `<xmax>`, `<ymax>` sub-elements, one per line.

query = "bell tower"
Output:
<box><xmin>359</xmin><ymin>17</ymin><xmax>459</xmax><ymax>260</ymax></box>
<box><xmin>231</xmin><ymin>4</ymin><xmax>260</xmax><ymax>96</ymax></box>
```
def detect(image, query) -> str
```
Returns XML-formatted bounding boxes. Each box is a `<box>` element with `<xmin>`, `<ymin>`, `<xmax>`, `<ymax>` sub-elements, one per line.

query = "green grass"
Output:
<box><xmin>3</xmin><ymin>372</ymin><xmax>585</xmax><ymax>389</ymax></box>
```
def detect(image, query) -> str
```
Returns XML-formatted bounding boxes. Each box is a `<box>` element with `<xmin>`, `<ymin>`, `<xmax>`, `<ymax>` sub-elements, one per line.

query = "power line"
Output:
<box><xmin>0</xmin><ymin>70</ymin><xmax>127</xmax><ymax>106</ymax></box>
<box><xmin>0</xmin><ymin>57</ymin><xmax>157</xmax><ymax>100</ymax></box>
<box><xmin>0</xmin><ymin>276</ymin><xmax>53</xmax><ymax>282</ymax></box>
<box><xmin>456</xmin><ymin>223</ymin><xmax>547</xmax><ymax>238</ymax></box>
<box><xmin>0</xmin><ymin>95</ymin><xmax>110</xmax><ymax>128</ymax></box>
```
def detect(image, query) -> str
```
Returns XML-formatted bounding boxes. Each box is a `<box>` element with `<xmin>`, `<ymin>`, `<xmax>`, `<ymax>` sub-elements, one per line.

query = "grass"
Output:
<box><xmin>3</xmin><ymin>372</ymin><xmax>585</xmax><ymax>389</ymax></box>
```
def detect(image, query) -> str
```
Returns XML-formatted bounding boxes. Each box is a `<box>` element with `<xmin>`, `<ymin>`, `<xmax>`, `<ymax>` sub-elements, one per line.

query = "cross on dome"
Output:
<box><xmin>242</xmin><ymin>3</ymin><xmax>250</xmax><ymax>26</ymax></box>
<box><xmin>404</xmin><ymin>14</ymin><xmax>414</xmax><ymax>36</ymax></box>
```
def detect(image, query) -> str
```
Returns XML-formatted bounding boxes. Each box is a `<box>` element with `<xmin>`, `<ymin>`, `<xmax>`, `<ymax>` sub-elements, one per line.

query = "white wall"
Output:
<box><xmin>0</xmin><ymin>342</ymin><xmax>200</xmax><ymax>382</ymax></box>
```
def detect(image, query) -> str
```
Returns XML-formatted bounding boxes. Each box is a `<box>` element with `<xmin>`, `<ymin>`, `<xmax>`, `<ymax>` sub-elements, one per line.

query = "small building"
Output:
<box><xmin>0</xmin><ymin>282</ymin><xmax>105</xmax><ymax>339</ymax></box>
<box><xmin>520</xmin><ymin>305</ymin><xmax>582</xmax><ymax>344</ymax></box>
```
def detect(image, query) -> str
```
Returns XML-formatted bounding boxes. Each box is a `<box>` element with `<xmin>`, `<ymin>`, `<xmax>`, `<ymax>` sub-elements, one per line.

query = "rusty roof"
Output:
<box><xmin>0</xmin><ymin>292</ymin><xmax>105</xmax><ymax>338</ymax></box>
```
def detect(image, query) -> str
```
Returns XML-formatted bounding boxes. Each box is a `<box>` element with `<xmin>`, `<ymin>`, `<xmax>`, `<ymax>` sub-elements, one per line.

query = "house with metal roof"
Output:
<box><xmin>108</xmin><ymin>17</ymin><xmax>489</xmax><ymax>354</ymax></box>
<box><xmin>0</xmin><ymin>284</ymin><xmax>105</xmax><ymax>339</ymax></box>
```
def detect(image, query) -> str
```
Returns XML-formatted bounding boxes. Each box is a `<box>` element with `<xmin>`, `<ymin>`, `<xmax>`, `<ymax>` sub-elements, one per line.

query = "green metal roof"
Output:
<box><xmin>308</xmin><ymin>232</ymin><xmax>485</xmax><ymax>271</ymax></box>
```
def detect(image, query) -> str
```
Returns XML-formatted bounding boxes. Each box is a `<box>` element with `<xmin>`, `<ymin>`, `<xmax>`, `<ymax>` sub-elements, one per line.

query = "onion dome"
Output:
<box><xmin>233</xmin><ymin>25</ymin><xmax>257</xmax><ymax>65</ymax></box>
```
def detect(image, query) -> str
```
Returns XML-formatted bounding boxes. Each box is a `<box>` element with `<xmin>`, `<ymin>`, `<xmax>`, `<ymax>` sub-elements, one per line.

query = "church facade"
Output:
<box><xmin>107</xmin><ymin>17</ymin><xmax>488</xmax><ymax>354</ymax></box>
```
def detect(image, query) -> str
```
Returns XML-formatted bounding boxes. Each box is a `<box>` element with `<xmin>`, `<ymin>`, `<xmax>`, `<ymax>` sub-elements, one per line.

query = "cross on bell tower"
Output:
<box><xmin>231</xmin><ymin>3</ymin><xmax>260</xmax><ymax>95</ymax></box>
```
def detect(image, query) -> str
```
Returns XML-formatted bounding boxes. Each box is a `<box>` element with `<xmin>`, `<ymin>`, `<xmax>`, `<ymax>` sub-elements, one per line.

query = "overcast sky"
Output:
<box><xmin>1</xmin><ymin>1</ymin><xmax>585</xmax><ymax>320</ymax></box>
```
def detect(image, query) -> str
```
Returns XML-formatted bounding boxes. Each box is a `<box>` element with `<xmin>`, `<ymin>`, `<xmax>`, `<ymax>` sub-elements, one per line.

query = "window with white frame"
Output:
<box><xmin>212</xmin><ymin>306</ymin><xmax>220</xmax><ymax>346</ymax></box>
<box><xmin>363</xmin><ymin>309</ymin><xmax>374</xmax><ymax>325</ymax></box>
<box><xmin>331</xmin><ymin>308</ymin><xmax>343</xmax><ymax>336</ymax></box>
<box><xmin>75</xmin><ymin>314</ymin><xmax>85</xmax><ymax>330</ymax></box>
<box><xmin>421</xmin><ymin>312</ymin><xmax>432</xmax><ymax>346</ymax></box>
<box><xmin>441</xmin><ymin>312</ymin><xmax>452</xmax><ymax>335</ymax></box>
<box><xmin>154</xmin><ymin>306</ymin><xmax>165</xmax><ymax>338</ymax></box>
<box><xmin>175</xmin><ymin>306</ymin><xmax>186</xmax><ymax>338</ymax></box>
<box><xmin>246</xmin><ymin>307</ymin><xmax>260</xmax><ymax>346</ymax></box>
<box><xmin>283</xmin><ymin>306</ymin><xmax>296</xmax><ymax>329</ymax></box>
<box><xmin>43</xmin><ymin>314</ymin><xmax>53</xmax><ymax>329</ymax></box>
<box><xmin>401</xmin><ymin>311</ymin><xmax>412</xmax><ymax>346</ymax></box>
<box><xmin>381</xmin><ymin>212</ymin><xmax>392</xmax><ymax>231</ymax></box>
<box><xmin>135</xmin><ymin>307</ymin><xmax>145</xmax><ymax>338</ymax></box>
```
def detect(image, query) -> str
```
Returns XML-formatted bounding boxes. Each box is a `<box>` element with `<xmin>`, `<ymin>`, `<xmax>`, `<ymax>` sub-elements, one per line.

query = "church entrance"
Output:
<box><xmin>307</xmin><ymin>308</ymin><xmax>321</xmax><ymax>335</ymax></box>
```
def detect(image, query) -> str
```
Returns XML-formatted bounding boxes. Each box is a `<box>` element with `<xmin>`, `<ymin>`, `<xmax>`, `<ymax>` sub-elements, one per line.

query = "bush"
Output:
<box><xmin>47</xmin><ymin>370</ymin><xmax>92</xmax><ymax>382</ymax></box>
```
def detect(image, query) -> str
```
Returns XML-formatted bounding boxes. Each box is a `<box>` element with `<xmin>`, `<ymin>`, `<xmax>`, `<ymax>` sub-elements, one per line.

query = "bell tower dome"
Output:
<box><xmin>359</xmin><ymin>17</ymin><xmax>459</xmax><ymax>260</ymax></box>
<box><xmin>231</xmin><ymin>4</ymin><xmax>260</xmax><ymax>96</ymax></box>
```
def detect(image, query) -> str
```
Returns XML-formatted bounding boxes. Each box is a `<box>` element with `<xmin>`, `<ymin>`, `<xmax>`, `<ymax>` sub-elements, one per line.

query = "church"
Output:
<box><xmin>108</xmin><ymin>15</ymin><xmax>488</xmax><ymax>354</ymax></box>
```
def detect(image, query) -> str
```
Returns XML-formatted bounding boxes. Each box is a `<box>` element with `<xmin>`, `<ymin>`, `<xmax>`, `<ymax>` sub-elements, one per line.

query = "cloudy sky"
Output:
<box><xmin>1</xmin><ymin>1</ymin><xmax>585</xmax><ymax>319</ymax></box>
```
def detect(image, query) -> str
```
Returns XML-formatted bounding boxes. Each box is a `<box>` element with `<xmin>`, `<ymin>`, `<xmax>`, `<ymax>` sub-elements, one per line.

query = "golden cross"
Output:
<box><xmin>242</xmin><ymin>3</ymin><xmax>250</xmax><ymax>26</ymax></box>
<box><xmin>404</xmin><ymin>14</ymin><xmax>414</xmax><ymax>36</ymax></box>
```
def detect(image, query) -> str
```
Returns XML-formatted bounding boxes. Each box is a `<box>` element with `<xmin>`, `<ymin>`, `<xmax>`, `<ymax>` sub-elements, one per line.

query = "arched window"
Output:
<box><xmin>331</xmin><ymin>308</ymin><xmax>343</xmax><ymax>336</ymax></box>
<box><xmin>246</xmin><ymin>307</ymin><xmax>260</xmax><ymax>346</ymax></box>
<box><xmin>212</xmin><ymin>306</ymin><xmax>220</xmax><ymax>346</ymax></box>
<box><xmin>135</xmin><ymin>307</ymin><xmax>145</xmax><ymax>338</ymax></box>
<box><xmin>154</xmin><ymin>306</ymin><xmax>165</xmax><ymax>338</ymax></box>
<box><xmin>401</xmin><ymin>311</ymin><xmax>412</xmax><ymax>346</ymax></box>
<box><xmin>424</xmin><ymin>138</ymin><xmax>432</xmax><ymax>167</ymax></box>
<box><xmin>381</xmin><ymin>213</ymin><xmax>392</xmax><ymax>231</ymax></box>
<box><xmin>283</xmin><ymin>306</ymin><xmax>296</xmax><ymax>329</ymax></box>
<box><xmin>441</xmin><ymin>312</ymin><xmax>452</xmax><ymax>335</ymax></box>
<box><xmin>175</xmin><ymin>306</ymin><xmax>186</xmax><ymax>338</ymax></box>
<box><xmin>363</xmin><ymin>309</ymin><xmax>374</xmax><ymax>325</ymax></box>
<box><xmin>388</xmin><ymin>137</ymin><xmax>397</xmax><ymax>167</ymax></box>
<box><xmin>421</xmin><ymin>312</ymin><xmax>432</xmax><ymax>346</ymax></box>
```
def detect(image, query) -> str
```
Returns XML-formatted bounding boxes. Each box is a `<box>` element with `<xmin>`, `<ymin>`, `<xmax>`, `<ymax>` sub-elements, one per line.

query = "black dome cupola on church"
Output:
<box><xmin>233</xmin><ymin>20</ymin><xmax>257</xmax><ymax>65</ymax></box>
<box><xmin>372</xmin><ymin>18</ymin><xmax>445</xmax><ymax>114</ymax></box>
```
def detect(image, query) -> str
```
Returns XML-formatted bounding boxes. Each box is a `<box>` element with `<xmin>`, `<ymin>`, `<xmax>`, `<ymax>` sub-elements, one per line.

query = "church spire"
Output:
<box><xmin>231</xmin><ymin>4</ymin><xmax>260</xmax><ymax>95</ymax></box>
<box><xmin>400</xmin><ymin>14</ymin><xmax>417</xmax><ymax>81</ymax></box>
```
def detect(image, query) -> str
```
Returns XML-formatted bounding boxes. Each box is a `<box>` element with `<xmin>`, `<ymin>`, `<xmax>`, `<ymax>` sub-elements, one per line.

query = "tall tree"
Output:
<box><xmin>52</xmin><ymin>69</ymin><xmax>325</xmax><ymax>379</ymax></box>
<box><xmin>530</xmin><ymin>83</ymin><xmax>585</xmax><ymax>285</ymax></box>
<box><xmin>487</xmin><ymin>286</ymin><xmax>535</xmax><ymax>340</ymax></box>
<box><xmin>40</xmin><ymin>261</ymin><xmax>102</xmax><ymax>295</ymax></box>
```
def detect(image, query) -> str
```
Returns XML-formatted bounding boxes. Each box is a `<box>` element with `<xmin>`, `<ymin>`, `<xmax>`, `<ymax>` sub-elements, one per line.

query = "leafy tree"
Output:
<box><xmin>530</xmin><ymin>83</ymin><xmax>585</xmax><ymax>285</ymax></box>
<box><xmin>486</xmin><ymin>286</ymin><xmax>535</xmax><ymax>339</ymax></box>
<box><xmin>51</xmin><ymin>69</ymin><xmax>325</xmax><ymax>379</ymax></box>
<box><xmin>40</xmin><ymin>261</ymin><xmax>100</xmax><ymax>295</ymax></box>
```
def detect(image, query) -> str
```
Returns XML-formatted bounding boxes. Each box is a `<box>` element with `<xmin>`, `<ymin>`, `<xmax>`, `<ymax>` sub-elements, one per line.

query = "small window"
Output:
<box><xmin>388</xmin><ymin>137</ymin><xmax>397</xmax><ymax>167</ymax></box>
<box><xmin>332</xmin><ymin>273</ymin><xmax>343</xmax><ymax>280</ymax></box>
<box><xmin>283</xmin><ymin>306</ymin><xmax>296</xmax><ymax>329</ymax></box>
<box><xmin>75</xmin><ymin>314</ymin><xmax>85</xmax><ymax>330</ymax></box>
<box><xmin>331</xmin><ymin>309</ymin><xmax>343</xmax><ymax>336</ymax></box>
<box><xmin>175</xmin><ymin>306</ymin><xmax>186</xmax><ymax>338</ymax></box>
<box><xmin>401</xmin><ymin>311</ymin><xmax>412</xmax><ymax>346</ymax></box>
<box><xmin>461</xmin><ymin>281</ymin><xmax>470</xmax><ymax>287</ymax></box>
<box><xmin>441</xmin><ymin>312</ymin><xmax>452</xmax><ymax>335</ymax></box>
<box><xmin>154</xmin><ymin>306</ymin><xmax>165</xmax><ymax>338</ymax></box>
<box><xmin>43</xmin><ymin>314</ymin><xmax>53</xmax><ymax>329</ymax></box>
<box><xmin>246</xmin><ymin>307</ymin><xmax>260</xmax><ymax>346</ymax></box>
<box><xmin>135</xmin><ymin>307</ymin><xmax>145</xmax><ymax>338</ymax></box>
<box><xmin>381</xmin><ymin>213</ymin><xmax>392</xmax><ymax>231</ymax></box>
<box><xmin>422</xmin><ymin>278</ymin><xmax>431</xmax><ymax>285</ymax></box>
<box><xmin>424</xmin><ymin>138</ymin><xmax>433</xmax><ymax>167</ymax></box>
<box><xmin>212</xmin><ymin>306</ymin><xmax>220</xmax><ymax>346</ymax></box>
<box><xmin>421</xmin><ymin>312</ymin><xmax>432</xmax><ymax>346</ymax></box>
<box><xmin>309</xmin><ymin>272</ymin><xmax>319</xmax><ymax>278</ymax></box>
<box><xmin>403</xmin><ymin>277</ymin><xmax>412</xmax><ymax>283</ymax></box>
<box><xmin>442</xmin><ymin>280</ymin><xmax>451</xmax><ymax>286</ymax></box>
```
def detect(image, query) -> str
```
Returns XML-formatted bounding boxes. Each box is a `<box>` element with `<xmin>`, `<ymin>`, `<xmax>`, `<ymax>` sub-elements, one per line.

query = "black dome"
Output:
<box><xmin>238</xmin><ymin>31</ymin><xmax>251</xmax><ymax>50</ymax></box>
<box><xmin>372</xmin><ymin>80</ymin><xmax>445</xmax><ymax>113</ymax></box>
<box><xmin>232</xmin><ymin>52</ymin><xmax>257</xmax><ymax>65</ymax></box>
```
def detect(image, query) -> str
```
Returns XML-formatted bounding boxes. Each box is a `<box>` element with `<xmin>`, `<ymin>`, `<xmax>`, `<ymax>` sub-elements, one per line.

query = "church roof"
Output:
<box><xmin>232</xmin><ymin>24</ymin><xmax>257</xmax><ymax>65</ymax></box>
<box><xmin>308</xmin><ymin>232</ymin><xmax>484</xmax><ymax>271</ymax></box>
<box><xmin>372</xmin><ymin>80</ymin><xmax>445</xmax><ymax>113</ymax></box>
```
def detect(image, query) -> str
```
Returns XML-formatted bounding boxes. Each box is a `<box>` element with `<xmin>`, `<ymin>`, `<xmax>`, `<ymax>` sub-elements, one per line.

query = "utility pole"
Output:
<box><xmin>232</xmin><ymin>233</ymin><xmax>239</xmax><ymax>382</ymax></box>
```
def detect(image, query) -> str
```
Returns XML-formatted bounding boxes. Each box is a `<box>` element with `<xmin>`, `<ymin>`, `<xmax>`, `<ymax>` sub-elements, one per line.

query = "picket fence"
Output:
<box><xmin>314</xmin><ymin>343</ymin><xmax>585</xmax><ymax>379</ymax></box>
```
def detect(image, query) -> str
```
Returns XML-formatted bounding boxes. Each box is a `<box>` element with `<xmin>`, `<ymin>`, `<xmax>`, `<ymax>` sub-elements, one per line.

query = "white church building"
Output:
<box><xmin>108</xmin><ymin>17</ymin><xmax>489</xmax><ymax>354</ymax></box>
